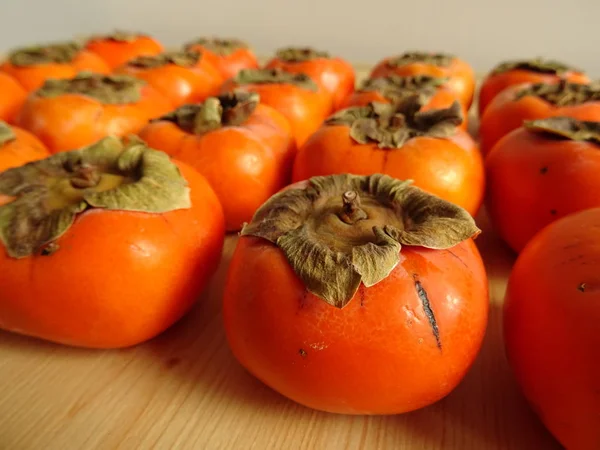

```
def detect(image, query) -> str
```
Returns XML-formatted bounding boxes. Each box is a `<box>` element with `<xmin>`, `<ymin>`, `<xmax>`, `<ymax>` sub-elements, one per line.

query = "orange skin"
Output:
<box><xmin>265</xmin><ymin>57</ymin><xmax>355</xmax><ymax>111</ymax></box>
<box><xmin>16</xmin><ymin>85</ymin><xmax>173</xmax><ymax>153</ymax></box>
<box><xmin>186</xmin><ymin>44</ymin><xmax>259</xmax><ymax>80</ymax></box>
<box><xmin>370</xmin><ymin>56</ymin><xmax>475</xmax><ymax>108</ymax></box>
<box><xmin>0</xmin><ymin>73</ymin><xmax>27</xmax><ymax>124</ymax></box>
<box><xmin>221</xmin><ymin>80</ymin><xmax>332</xmax><ymax>148</ymax></box>
<box><xmin>504</xmin><ymin>208</ymin><xmax>600</xmax><ymax>450</ymax></box>
<box><xmin>116</xmin><ymin>57</ymin><xmax>223</xmax><ymax>107</ymax></box>
<box><xmin>292</xmin><ymin>127</ymin><xmax>485</xmax><ymax>216</ymax></box>
<box><xmin>139</xmin><ymin>104</ymin><xmax>296</xmax><ymax>231</ymax></box>
<box><xmin>0</xmin><ymin>51</ymin><xmax>110</xmax><ymax>93</ymax></box>
<box><xmin>0</xmin><ymin>125</ymin><xmax>50</xmax><ymax>173</ymax></box>
<box><xmin>478</xmin><ymin>69</ymin><xmax>589</xmax><ymax>117</ymax></box>
<box><xmin>480</xmin><ymin>83</ymin><xmax>600</xmax><ymax>156</ymax></box>
<box><xmin>0</xmin><ymin>162</ymin><xmax>225</xmax><ymax>348</ymax></box>
<box><xmin>224</xmin><ymin>234</ymin><xmax>488</xmax><ymax>414</ymax></box>
<box><xmin>486</xmin><ymin>127</ymin><xmax>600</xmax><ymax>253</ymax></box>
<box><xmin>85</xmin><ymin>35</ymin><xmax>164</xmax><ymax>70</ymax></box>
<box><xmin>342</xmin><ymin>88</ymin><xmax>469</xmax><ymax>131</ymax></box>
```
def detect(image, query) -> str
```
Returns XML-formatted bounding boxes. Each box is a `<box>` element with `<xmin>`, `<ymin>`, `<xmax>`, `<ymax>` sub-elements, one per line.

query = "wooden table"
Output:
<box><xmin>0</xmin><ymin>209</ymin><xmax>562</xmax><ymax>450</ymax></box>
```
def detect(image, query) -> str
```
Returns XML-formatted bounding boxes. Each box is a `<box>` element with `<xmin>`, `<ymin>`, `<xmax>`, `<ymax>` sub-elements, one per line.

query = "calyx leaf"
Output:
<box><xmin>275</xmin><ymin>47</ymin><xmax>331</xmax><ymax>62</ymax></box>
<box><xmin>515</xmin><ymin>80</ymin><xmax>600</xmax><ymax>106</ymax></box>
<box><xmin>491</xmin><ymin>58</ymin><xmax>580</xmax><ymax>75</ymax></box>
<box><xmin>359</xmin><ymin>75</ymin><xmax>448</xmax><ymax>103</ymax></box>
<box><xmin>127</xmin><ymin>50</ymin><xmax>201</xmax><ymax>68</ymax></box>
<box><xmin>241</xmin><ymin>173</ymin><xmax>480</xmax><ymax>308</ymax></box>
<box><xmin>0</xmin><ymin>136</ymin><xmax>191</xmax><ymax>258</ymax></box>
<box><xmin>9</xmin><ymin>42</ymin><xmax>81</xmax><ymax>66</ymax></box>
<box><xmin>234</xmin><ymin>68</ymin><xmax>318</xmax><ymax>91</ymax></box>
<box><xmin>0</xmin><ymin>122</ymin><xmax>16</xmax><ymax>146</ymax></box>
<box><xmin>387</xmin><ymin>52</ymin><xmax>453</xmax><ymax>68</ymax></box>
<box><xmin>525</xmin><ymin>117</ymin><xmax>600</xmax><ymax>144</ymax></box>
<box><xmin>185</xmin><ymin>38</ymin><xmax>249</xmax><ymax>56</ymax></box>
<box><xmin>326</xmin><ymin>95</ymin><xmax>462</xmax><ymax>148</ymax></box>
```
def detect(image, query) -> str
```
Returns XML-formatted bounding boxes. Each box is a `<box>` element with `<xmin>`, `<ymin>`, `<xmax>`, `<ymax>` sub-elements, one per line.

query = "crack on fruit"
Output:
<box><xmin>413</xmin><ymin>275</ymin><xmax>442</xmax><ymax>350</ymax></box>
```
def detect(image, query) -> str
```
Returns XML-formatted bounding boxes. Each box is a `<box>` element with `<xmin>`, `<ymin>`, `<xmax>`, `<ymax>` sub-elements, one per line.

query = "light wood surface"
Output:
<box><xmin>0</xmin><ymin>209</ymin><xmax>561</xmax><ymax>450</ymax></box>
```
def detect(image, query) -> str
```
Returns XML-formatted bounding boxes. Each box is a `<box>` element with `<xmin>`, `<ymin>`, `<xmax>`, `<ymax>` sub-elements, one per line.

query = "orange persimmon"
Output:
<box><xmin>139</xmin><ymin>91</ymin><xmax>296</xmax><ymax>231</ymax></box>
<box><xmin>16</xmin><ymin>72</ymin><xmax>172</xmax><ymax>153</ymax></box>
<box><xmin>0</xmin><ymin>41</ymin><xmax>110</xmax><ymax>92</ymax></box>
<box><xmin>480</xmin><ymin>80</ymin><xmax>600</xmax><ymax>156</ymax></box>
<box><xmin>115</xmin><ymin>50</ymin><xmax>223</xmax><ymax>107</ymax></box>
<box><xmin>221</xmin><ymin>68</ymin><xmax>332</xmax><ymax>147</ymax></box>
<box><xmin>184</xmin><ymin>37</ymin><xmax>259</xmax><ymax>80</ymax></box>
<box><xmin>0</xmin><ymin>122</ymin><xmax>49</xmax><ymax>173</ymax></box>
<box><xmin>292</xmin><ymin>97</ymin><xmax>485</xmax><ymax>216</ymax></box>
<box><xmin>478</xmin><ymin>58</ymin><xmax>589</xmax><ymax>117</ymax></box>
<box><xmin>342</xmin><ymin>75</ymin><xmax>468</xmax><ymax>130</ymax></box>
<box><xmin>224</xmin><ymin>173</ymin><xmax>488</xmax><ymax>414</ymax></box>
<box><xmin>504</xmin><ymin>207</ymin><xmax>600</xmax><ymax>450</ymax></box>
<box><xmin>0</xmin><ymin>72</ymin><xmax>27</xmax><ymax>123</ymax></box>
<box><xmin>370</xmin><ymin>52</ymin><xmax>475</xmax><ymax>108</ymax></box>
<box><xmin>486</xmin><ymin>117</ymin><xmax>600</xmax><ymax>253</ymax></box>
<box><xmin>85</xmin><ymin>31</ymin><xmax>164</xmax><ymax>70</ymax></box>
<box><xmin>265</xmin><ymin>47</ymin><xmax>355</xmax><ymax>111</ymax></box>
<box><xmin>0</xmin><ymin>136</ymin><xmax>225</xmax><ymax>348</ymax></box>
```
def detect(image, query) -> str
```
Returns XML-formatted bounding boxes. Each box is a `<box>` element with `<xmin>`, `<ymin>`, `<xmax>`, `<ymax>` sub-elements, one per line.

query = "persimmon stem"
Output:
<box><xmin>70</xmin><ymin>164</ymin><xmax>101</xmax><ymax>189</ymax></box>
<box><xmin>339</xmin><ymin>190</ymin><xmax>367</xmax><ymax>224</ymax></box>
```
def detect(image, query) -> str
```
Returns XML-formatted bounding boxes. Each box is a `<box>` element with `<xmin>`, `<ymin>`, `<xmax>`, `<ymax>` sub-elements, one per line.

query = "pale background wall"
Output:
<box><xmin>1</xmin><ymin>0</ymin><xmax>596</xmax><ymax>75</ymax></box>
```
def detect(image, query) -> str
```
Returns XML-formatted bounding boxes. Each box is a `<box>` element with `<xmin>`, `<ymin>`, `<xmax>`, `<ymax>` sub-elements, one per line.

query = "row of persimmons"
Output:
<box><xmin>0</xmin><ymin>33</ymin><xmax>597</xmax><ymax>450</ymax></box>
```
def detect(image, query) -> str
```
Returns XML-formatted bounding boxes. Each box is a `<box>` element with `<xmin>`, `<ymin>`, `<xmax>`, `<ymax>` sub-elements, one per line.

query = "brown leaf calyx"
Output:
<box><xmin>275</xmin><ymin>47</ymin><xmax>331</xmax><ymax>62</ymax></box>
<box><xmin>233</xmin><ymin>68</ymin><xmax>318</xmax><ymax>91</ymax></box>
<box><xmin>515</xmin><ymin>80</ymin><xmax>600</xmax><ymax>106</ymax></box>
<box><xmin>184</xmin><ymin>37</ymin><xmax>249</xmax><ymax>56</ymax></box>
<box><xmin>0</xmin><ymin>122</ymin><xmax>16</xmax><ymax>147</ymax></box>
<box><xmin>9</xmin><ymin>41</ymin><xmax>81</xmax><ymax>66</ymax></box>
<box><xmin>359</xmin><ymin>75</ymin><xmax>448</xmax><ymax>103</ymax></box>
<box><xmin>386</xmin><ymin>52</ymin><xmax>454</xmax><ymax>68</ymax></box>
<box><xmin>491</xmin><ymin>58</ymin><xmax>581</xmax><ymax>76</ymax></box>
<box><xmin>525</xmin><ymin>117</ymin><xmax>600</xmax><ymax>144</ymax></box>
<box><xmin>127</xmin><ymin>50</ymin><xmax>201</xmax><ymax>68</ymax></box>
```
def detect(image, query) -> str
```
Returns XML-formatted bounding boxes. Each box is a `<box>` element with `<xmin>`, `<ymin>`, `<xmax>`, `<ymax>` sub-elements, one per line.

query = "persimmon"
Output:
<box><xmin>292</xmin><ymin>97</ymin><xmax>485</xmax><ymax>216</ymax></box>
<box><xmin>224</xmin><ymin>173</ymin><xmax>488</xmax><ymax>414</ymax></box>
<box><xmin>115</xmin><ymin>50</ymin><xmax>223</xmax><ymax>107</ymax></box>
<box><xmin>184</xmin><ymin>37</ymin><xmax>259</xmax><ymax>80</ymax></box>
<box><xmin>0</xmin><ymin>41</ymin><xmax>110</xmax><ymax>93</ymax></box>
<box><xmin>486</xmin><ymin>117</ymin><xmax>600</xmax><ymax>253</ymax></box>
<box><xmin>504</xmin><ymin>208</ymin><xmax>600</xmax><ymax>450</ymax></box>
<box><xmin>370</xmin><ymin>52</ymin><xmax>475</xmax><ymax>108</ymax></box>
<box><xmin>221</xmin><ymin>68</ymin><xmax>332</xmax><ymax>147</ymax></box>
<box><xmin>85</xmin><ymin>31</ymin><xmax>164</xmax><ymax>70</ymax></box>
<box><xmin>265</xmin><ymin>47</ymin><xmax>355</xmax><ymax>111</ymax></box>
<box><xmin>342</xmin><ymin>75</ymin><xmax>468</xmax><ymax>131</ymax></box>
<box><xmin>0</xmin><ymin>72</ymin><xmax>27</xmax><ymax>123</ymax></box>
<box><xmin>479</xmin><ymin>80</ymin><xmax>600</xmax><ymax>156</ymax></box>
<box><xmin>16</xmin><ymin>72</ymin><xmax>172</xmax><ymax>153</ymax></box>
<box><xmin>478</xmin><ymin>58</ymin><xmax>589</xmax><ymax>117</ymax></box>
<box><xmin>0</xmin><ymin>136</ymin><xmax>225</xmax><ymax>348</ymax></box>
<box><xmin>139</xmin><ymin>91</ymin><xmax>296</xmax><ymax>231</ymax></box>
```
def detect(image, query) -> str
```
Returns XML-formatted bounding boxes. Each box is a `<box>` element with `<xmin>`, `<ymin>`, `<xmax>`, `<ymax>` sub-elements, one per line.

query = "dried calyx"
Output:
<box><xmin>0</xmin><ymin>122</ymin><xmax>16</xmax><ymax>146</ymax></box>
<box><xmin>36</xmin><ymin>72</ymin><xmax>145</xmax><ymax>104</ymax></box>
<box><xmin>326</xmin><ymin>95</ymin><xmax>463</xmax><ymax>148</ymax></box>
<box><xmin>387</xmin><ymin>52</ymin><xmax>453</xmax><ymax>68</ymax></box>
<box><xmin>9</xmin><ymin>42</ymin><xmax>81</xmax><ymax>66</ymax></box>
<box><xmin>242</xmin><ymin>173</ymin><xmax>480</xmax><ymax>307</ymax></box>
<box><xmin>185</xmin><ymin>38</ymin><xmax>249</xmax><ymax>56</ymax></box>
<box><xmin>127</xmin><ymin>50</ymin><xmax>201</xmax><ymax>68</ymax></box>
<box><xmin>275</xmin><ymin>47</ymin><xmax>331</xmax><ymax>62</ymax></box>
<box><xmin>158</xmin><ymin>91</ymin><xmax>260</xmax><ymax>134</ymax></box>
<box><xmin>525</xmin><ymin>117</ymin><xmax>600</xmax><ymax>144</ymax></box>
<box><xmin>491</xmin><ymin>58</ymin><xmax>580</xmax><ymax>75</ymax></box>
<box><xmin>98</xmin><ymin>31</ymin><xmax>145</xmax><ymax>42</ymax></box>
<box><xmin>359</xmin><ymin>75</ymin><xmax>448</xmax><ymax>103</ymax></box>
<box><xmin>515</xmin><ymin>80</ymin><xmax>600</xmax><ymax>106</ymax></box>
<box><xmin>234</xmin><ymin>68</ymin><xmax>318</xmax><ymax>91</ymax></box>
<box><xmin>0</xmin><ymin>136</ymin><xmax>191</xmax><ymax>259</ymax></box>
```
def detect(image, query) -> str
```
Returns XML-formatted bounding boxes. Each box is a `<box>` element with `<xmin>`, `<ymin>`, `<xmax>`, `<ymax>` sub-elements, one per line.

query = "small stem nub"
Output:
<box><xmin>339</xmin><ymin>190</ymin><xmax>368</xmax><ymax>224</ymax></box>
<box><xmin>70</xmin><ymin>164</ymin><xmax>101</xmax><ymax>189</ymax></box>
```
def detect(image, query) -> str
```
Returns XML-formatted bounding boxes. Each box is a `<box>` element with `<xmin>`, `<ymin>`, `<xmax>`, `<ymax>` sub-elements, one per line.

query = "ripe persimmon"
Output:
<box><xmin>0</xmin><ymin>41</ymin><xmax>110</xmax><ymax>92</ymax></box>
<box><xmin>0</xmin><ymin>122</ymin><xmax>49</xmax><ymax>173</ymax></box>
<box><xmin>265</xmin><ymin>47</ymin><xmax>355</xmax><ymax>111</ymax></box>
<box><xmin>139</xmin><ymin>91</ymin><xmax>296</xmax><ymax>231</ymax></box>
<box><xmin>16</xmin><ymin>72</ymin><xmax>173</xmax><ymax>153</ymax></box>
<box><xmin>184</xmin><ymin>37</ymin><xmax>259</xmax><ymax>80</ymax></box>
<box><xmin>292</xmin><ymin>97</ymin><xmax>485</xmax><ymax>216</ymax></box>
<box><xmin>85</xmin><ymin>31</ymin><xmax>164</xmax><ymax>70</ymax></box>
<box><xmin>0</xmin><ymin>136</ymin><xmax>225</xmax><ymax>348</ymax></box>
<box><xmin>224</xmin><ymin>173</ymin><xmax>488</xmax><ymax>414</ymax></box>
<box><xmin>0</xmin><ymin>72</ymin><xmax>27</xmax><ymax>123</ymax></box>
<box><xmin>486</xmin><ymin>117</ymin><xmax>600</xmax><ymax>253</ymax></box>
<box><xmin>221</xmin><ymin>68</ymin><xmax>332</xmax><ymax>147</ymax></box>
<box><xmin>504</xmin><ymin>207</ymin><xmax>600</xmax><ymax>450</ymax></box>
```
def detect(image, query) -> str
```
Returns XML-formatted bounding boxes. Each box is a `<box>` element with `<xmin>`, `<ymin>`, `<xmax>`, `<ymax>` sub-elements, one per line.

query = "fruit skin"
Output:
<box><xmin>0</xmin><ymin>124</ymin><xmax>50</xmax><ymax>173</ymax></box>
<box><xmin>16</xmin><ymin>84</ymin><xmax>173</xmax><ymax>154</ymax></box>
<box><xmin>186</xmin><ymin>42</ymin><xmax>259</xmax><ymax>80</ymax></box>
<box><xmin>486</xmin><ymin>126</ymin><xmax>600</xmax><ymax>253</ymax></box>
<box><xmin>223</xmin><ymin>235</ymin><xmax>488</xmax><ymax>414</ymax></box>
<box><xmin>504</xmin><ymin>208</ymin><xmax>600</xmax><ymax>450</ymax></box>
<box><xmin>85</xmin><ymin>35</ymin><xmax>164</xmax><ymax>70</ymax></box>
<box><xmin>139</xmin><ymin>103</ymin><xmax>296</xmax><ymax>231</ymax></box>
<box><xmin>0</xmin><ymin>49</ymin><xmax>110</xmax><ymax>93</ymax></box>
<box><xmin>479</xmin><ymin>83</ymin><xmax>600</xmax><ymax>156</ymax></box>
<box><xmin>0</xmin><ymin>73</ymin><xmax>27</xmax><ymax>124</ymax></box>
<box><xmin>0</xmin><ymin>162</ymin><xmax>225</xmax><ymax>349</ymax></box>
<box><xmin>292</xmin><ymin>127</ymin><xmax>484</xmax><ymax>217</ymax></box>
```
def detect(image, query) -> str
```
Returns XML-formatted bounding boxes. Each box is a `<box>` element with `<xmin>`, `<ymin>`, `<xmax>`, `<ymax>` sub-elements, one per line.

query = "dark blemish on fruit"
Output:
<box><xmin>165</xmin><ymin>357</ymin><xmax>181</xmax><ymax>369</ymax></box>
<box><xmin>550</xmin><ymin>209</ymin><xmax>557</xmax><ymax>215</ymax></box>
<box><xmin>578</xmin><ymin>283</ymin><xmax>587</xmax><ymax>292</ymax></box>
<box><xmin>299</xmin><ymin>349</ymin><xmax>307</xmax><ymax>358</ymax></box>
<box><xmin>40</xmin><ymin>242</ymin><xmax>59</xmax><ymax>256</ymax></box>
<box><xmin>540</xmin><ymin>166</ymin><xmax>548</xmax><ymax>174</ymax></box>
